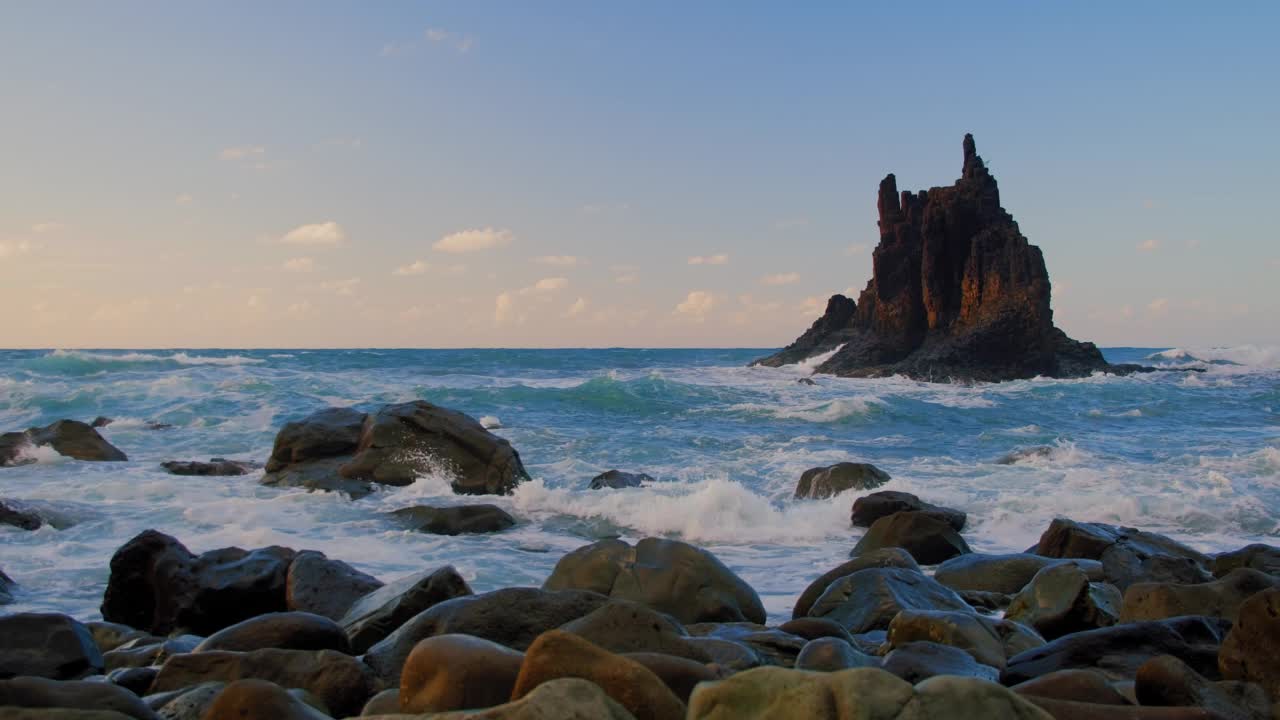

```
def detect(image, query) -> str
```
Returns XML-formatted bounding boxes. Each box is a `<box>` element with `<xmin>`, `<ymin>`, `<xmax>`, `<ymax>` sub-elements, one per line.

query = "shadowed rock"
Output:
<box><xmin>795</xmin><ymin>462</ymin><xmax>889</xmax><ymax>499</ymax></box>
<box><xmin>2</xmin><ymin>420</ymin><xmax>127</xmax><ymax>466</ymax></box>
<box><xmin>589</xmin><ymin>470</ymin><xmax>655</xmax><ymax>490</ymax></box>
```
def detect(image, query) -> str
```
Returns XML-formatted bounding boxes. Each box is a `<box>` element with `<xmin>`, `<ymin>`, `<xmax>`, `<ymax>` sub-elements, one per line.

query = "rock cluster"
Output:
<box><xmin>753</xmin><ymin>134</ymin><xmax>1149</xmax><ymax>382</ymax></box>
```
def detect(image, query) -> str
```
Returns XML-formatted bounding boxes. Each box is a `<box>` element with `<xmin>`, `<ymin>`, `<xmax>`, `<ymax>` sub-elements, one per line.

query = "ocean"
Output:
<box><xmin>1</xmin><ymin>346</ymin><xmax>1277</xmax><ymax>623</ymax></box>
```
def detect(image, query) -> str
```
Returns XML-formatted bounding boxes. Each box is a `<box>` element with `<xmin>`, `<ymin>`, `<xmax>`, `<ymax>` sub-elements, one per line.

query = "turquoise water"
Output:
<box><xmin>1</xmin><ymin>346</ymin><xmax>1277</xmax><ymax>622</ymax></box>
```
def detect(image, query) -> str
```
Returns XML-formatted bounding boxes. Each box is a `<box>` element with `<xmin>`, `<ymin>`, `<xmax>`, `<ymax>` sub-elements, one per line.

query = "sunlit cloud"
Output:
<box><xmin>281</xmin><ymin>221</ymin><xmax>346</xmax><ymax>246</ymax></box>
<box><xmin>30</xmin><ymin>222</ymin><xmax>64</xmax><ymax>234</ymax></box>
<box><xmin>494</xmin><ymin>292</ymin><xmax>515</xmax><ymax>324</ymax></box>
<box><xmin>800</xmin><ymin>296</ymin><xmax>827</xmax><ymax>317</ymax></box>
<box><xmin>320</xmin><ymin>277</ymin><xmax>361</xmax><ymax>296</ymax></box>
<box><xmin>425</xmin><ymin>27</ymin><xmax>473</xmax><ymax>53</ymax></box>
<box><xmin>1137</xmin><ymin>238</ymin><xmax>1160</xmax><ymax>252</ymax></box>
<box><xmin>1148</xmin><ymin>297</ymin><xmax>1170</xmax><ymax>313</ymax></box>
<box><xmin>688</xmin><ymin>254</ymin><xmax>729</xmax><ymax>265</ymax></box>
<box><xmin>282</xmin><ymin>257</ymin><xmax>314</xmax><ymax>273</ymax></box>
<box><xmin>533</xmin><ymin>277</ymin><xmax>568</xmax><ymax>291</ymax></box>
<box><xmin>566</xmin><ymin>297</ymin><xmax>587</xmax><ymax>317</ymax></box>
<box><xmin>433</xmin><ymin>227</ymin><xmax>513</xmax><ymax>254</ymax></box>
<box><xmin>615</xmin><ymin>273</ymin><xmax>638</xmax><ymax>285</ymax></box>
<box><xmin>674</xmin><ymin>290</ymin><xmax>716</xmax><ymax>321</ymax></box>
<box><xmin>219</xmin><ymin>145</ymin><xmax>265</xmax><ymax>161</ymax></box>
<box><xmin>393</xmin><ymin>260</ymin><xmax>430</xmax><ymax>276</ymax></box>
<box><xmin>175</xmin><ymin>193</ymin><xmax>194</xmax><ymax>206</ymax></box>
<box><xmin>761</xmin><ymin>272</ymin><xmax>800</xmax><ymax>286</ymax></box>
<box><xmin>0</xmin><ymin>239</ymin><xmax>35</xmax><ymax>260</ymax></box>
<box><xmin>534</xmin><ymin>255</ymin><xmax>581</xmax><ymax>266</ymax></box>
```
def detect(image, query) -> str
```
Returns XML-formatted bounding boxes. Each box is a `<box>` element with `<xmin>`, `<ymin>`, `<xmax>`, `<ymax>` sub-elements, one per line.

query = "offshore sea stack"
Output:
<box><xmin>755</xmin><ymin>134</ymin><xmax>1145</xmax><ymax>382</ymax></box>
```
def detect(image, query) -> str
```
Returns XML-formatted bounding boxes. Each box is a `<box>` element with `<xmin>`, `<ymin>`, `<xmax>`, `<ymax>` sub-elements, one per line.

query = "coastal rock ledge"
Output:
<box><xmin>753</xmin><ymin>134</ymin><xmax>1148</xmax><ymax>382</ymax></box>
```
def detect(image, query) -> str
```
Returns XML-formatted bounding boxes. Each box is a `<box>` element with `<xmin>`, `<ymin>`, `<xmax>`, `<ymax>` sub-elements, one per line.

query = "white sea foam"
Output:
<box><xmin>1148</xmin><ymin>345</ymin><xmax>1280</xmax><ymax>372</ymax></box>
<box><xmin>726</xmin><ymin>395</ymin><xmax>882</xmax><ymax>423</ymax></box>
<box><xmin>45</xmin><ymin>349</ymin><xmax>264</xmax><ymax>366</ymax></box>
<box><xmin>480</xmin><ymin>415</ymin><xmax>503</xmax><ymax>429</ymax></box>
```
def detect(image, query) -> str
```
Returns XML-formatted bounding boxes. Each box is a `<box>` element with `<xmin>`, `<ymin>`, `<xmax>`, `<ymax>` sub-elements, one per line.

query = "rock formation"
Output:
<box><xmin>754</xmin><ymin>134</ymin><xmax>1147</xmax><ymax>382</ymax></box>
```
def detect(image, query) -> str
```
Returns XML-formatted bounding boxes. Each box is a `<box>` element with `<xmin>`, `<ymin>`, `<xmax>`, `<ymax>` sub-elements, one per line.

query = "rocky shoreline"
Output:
<box><xmin>3</xmin><ymin>403</ymin><xmax>1279</xmax><ymax>718</ymax></box>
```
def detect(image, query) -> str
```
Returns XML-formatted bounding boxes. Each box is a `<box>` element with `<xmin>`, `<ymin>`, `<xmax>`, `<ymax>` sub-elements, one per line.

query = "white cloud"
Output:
<box><xmin>800</xmin><ymin>296</ymin><xmax>827</xmax><ymax>316</ymax></box>
<box><xmin>30</xmin><ymin>222</ymin><xmax>64</xmax><ymax>234</ymax></box>
<box><xmin>845</xmin><ymin>243</ymin><xmax>868</xmax><ymax>256</ymax></box>
<box><xmin>219</xmin><ymin>145</ymin><xmax>265</xmax><ymax>161</ymax></box>
<box><xmin>494</xmin><ymin>292</ymin><xmax>515</xmax><ymax>324</ymax></box>
<box><xmin>425</xmin><ymin>27</ymin><xmax>473</xmax><ymax>53</ymax></box>
<box><xmin>688</xmin><ymin>254</ymin><xmax>729</xmax><ymax>265</ymax></box>
<box><xmin>282</xmin><ymin>257</ymin><xmax>315</xmax><ymax>273</ymax></box>
<box><xmin>433</xmin><ymin>227</ymin><xmax>513</xmax><ymax>254</ymax></box>
<box><xmin>321</xmin><ymin>277</ymin><xmax>361</xmax><ymax>296</ymax></box>
<box><xmin>281</xmin><ymin>221</ymin><xmax>346</xmax><ymax>246</ymax></box>
<box><xmin>533</xmin><ymin>277</ymin><xmax>568</xmax><ymax>291</ymax></box>
<box><xmin>1147</xmin><ymin>297</ymin><xmax>1170</xmax><ymax>313</ymax></box>
<box><xmin>175</xmin><ymin>193</ymin><xmax>194</xmax><ymax>206</ymax></box>
<box><xmin>0</xmin><ymin>239</ymin><xmax>35</xmax><ymax>259</ymax></box>
<box><xmin>534</xmin><ymin>255</ymin><xmax>581</xmax><ymax>266</ymax></box>
<box><xmin>286</xmin><ymin>301</ymin><xmax>311</xmax><ymax>316</ymax></box>
<box><xmin>761</xmin><ymin>272</ymin><xmax>800</xmax><ymax>286</ymax></box>
<box><xmin>566</xmin><ymin>297</ymin><xmax>587</xmax><ymax>317</ymax></box>
<box><xmin>615</xmin><ymin>273</ymin><xmax>638</xmax><ymax>285</ymax></box>
<box><xmin>246</xmin><ymin>294</ymin><xmax>263</xmax><ymax>310</ymax></box>
<box><xmin>1137</xmin><ymin>238</ymin><xmax>1160</xmax><ymax>252</ymax></box>
<box><xmin>393</xmin><ymin>260</ymin><xmax>430</xmax><ymax>276</ymax></box>
<box><xmin>675</xmin><ymin>291</ymin><xmax>717</xmax><ymax>321</ymax></box>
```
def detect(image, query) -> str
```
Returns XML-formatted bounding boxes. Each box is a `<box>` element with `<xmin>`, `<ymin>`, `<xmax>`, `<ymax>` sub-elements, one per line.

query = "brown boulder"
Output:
<box><xmin>0</xmin><ymin>614</ymin><xmax>103</xmax><ymax>680</ymax></box>
<box><xmin>339</xmin><ymin>565</ymin><xmax>472</xmax><ymax>654</ymax></box>
<box><xmin>559</xmin><ymin>600</ymin><xmax>709</xmax><ymax>662</ymax></box>
<box><xmin>851</xmin><ymin>511</ymin><xmax>971</xmax><ymax>565</ymax></box>
<box><xmin>1137</xmin><ymin>655</ymin><xmax>1271</xmax><ymax>720</ymax></box>
<box><xmin>200</xmin><ymin>679</ymin><xmax>331</xmax><ymax>720</ymax></box>
<box><xmin>792</xmin><ymin>548</ymin><xmax>920</xmax><ymax>620</ymax></box>
<box><xmin>623</xmin><ymin>653</ymin><xmax>721</xmax><ymax>703</ymax></box>
<box><xmin>1</xmin><ymin>420</ymin><xmax>127</xmax><ymax>465</ymax></box>
<box><xmin>1005</xmin><ymin>563</ymin><xmax>1122</xmax><ymax>640</ymax></box>
<box><xmin>193</xmin><ymin>611</ymin><xmax>351</xmax><ymax>654</ymax></box>
<box><xmin>1012</xmin><ymin>668</ymin><xmax>1132</xmax><ymax>705</ymax></box>
<box><xmin>1122</xmin><ymin>569</ymin><xmax>1279</xmax><ymax>623</ymax></box>
<box><xmin>794</xmin><ymin>462</ymin><xmax>889</xmax><ymax>499</ymax></box>
<box><xmin>887</xmin><ymin>609</ymin><xmax>1044</xmax><ymax>671</ymax></box>
<box><xmin>0</xmin><ymin>677</ymin><xmax>154</xmax><ymax>720</ymax></box>
<box><xmin>398</xmin><ymin>634</ymin><xmax>523</xmax><ymax>713</ymax></box>
<box><xmin>1034</xmin><ymin>519</ymin><xmax>1211</xmax><ymax>591</ymax></box>
<box><xmin>808</xmin><ymin>567</ymin><xmax>972</xmax><ymax>634</ymax></box>
<box><xmin>934</xmin><ymin>553</ymin><xmax>1100</xmax><ymax>595</ymax></box>
<box><xmin>1218</xmin><ymin>588</ymin><xmax>1280</xmax><ymax>700</ymax></box>
<box><xmin>1211</xmin><ymin>544</ymin><xmax>1280</xmax><ymax>579</ymax></box>
<box><xmin>851</xmin><ymin>491</ymin><xmax>966</xmax><ymax>532</ymax></box>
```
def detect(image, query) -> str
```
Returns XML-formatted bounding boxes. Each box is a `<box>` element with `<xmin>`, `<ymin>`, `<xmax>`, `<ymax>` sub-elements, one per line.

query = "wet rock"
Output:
<box><xmin>850</xmin><ymin>491</ymin><xmax>966</xmax><ymax>532</ymax></box>
<box><xmin>624</xmin><ymin>652</ymin><xmax>722</xmax><ymax>703</ymax></box>
<box><xmin>882</xmin><ymin>641</ymin><xmax>1000</xmax><ymax>683</ymax></box>
<box><xmin>935</xmin><ymin>553</ymin><xmax>1101</xmax><ymax>595</ymax></box>
<box><xmin>795</xmin><ymin>637</ymin><xmax>879</xmax><ymax>671</ymax></box>
<box><xmin>103</xmin><ymin>636</ymin><xmax>199</xmax><ymax>671</ymax></box>
<box><xmin>360</xmin><ymin>688</ymin><xmax>399</xmax><ymax>715</ymax></box>
<box><xmin>1122</xmin><ymin>568</ymin><xmax>1279</xmax><ymax>623</ymax></box>
<box><xmin>1</xmin><ymin>420</ymin><xmax>128</xmax><ymax>466</ymax></box>
<box><xmin>959</xmin><ymin>589</ymin><xmax>1012</xmax><ymax>611</ymax></box>
<box><xmin>589</xmin><ymin>470</ymin><xmax>654</xmax><ymax>490</ymax></box>
<box><xmin>887</xmin><ymin>609</ymin><xmax>1045</xmax><ymax>671</ymax></box>
<box><xmin>260</xmin><ymin>407</ymin><xmax>370</xmax><ymax>497</ymax></box>
<box><xmin>91</xmin><ymin>417</ymin><xmax>114</xmax><ymax>428</ymax></box>
<box><xmin>339</xmin><ymin>565</ymin><xmax>472</xmax><ymax>654</ymax></box>
<box><xmin>510</xmin><ymin>630</ymin><xmax>685</xmax><ymax>720</ymax></box>
<box><xmin>362</xmin><ymin>587</ymin><xmax>608</xmax><ymax>685</ymax></box>
<box><xmin>751</xmin><ymin>134</ymin><xmax>1123</xmax><ymax>383</ymax></box>
<box><xmin>997</xmin><ymin>446</ymin><xmax>1056</xmax><ymax>464</ymax></box>
<box><xmin>159</xmin><ymin>459</ymin><xmax>255</xmax><ymax>477</ymax></box>
<box><xmin>686</xmin><ymin>666</ymin><xmax>1052</xmax><ymax>720</ymax></box>
<box><xmin>149</xmin><ymin>648</ymin><xmax>376</xmax><ymax>718</ymax></box>
<box><xmin>419</xmin><ymin>677</ymin><xmax>637</xmax><ymax>720</ymax></box>
<box><xmin>1</xmin><ymin>499</ymin><xmax>46</xmax><ymax>530</ymax></box>
<box><xmin>145</xmin><ymin>681</ymin><xmax>224</xmax><ymax>719</ymax></box>
<box><xmin>1137</xmin><ymin>655</ymin><xmax>1271</xmax><ymax>720</ymax></box>
<box><xmin>199</xmin><ymin>679</ymin><xmax>331</xmax><ymax>720</ymax></box>
<box><xmin>389</xmin><ymin>504</ymin><xmax>516</xmax><ymax>535</ymax></box>
<box><xmin>285</xmin><ymin>550</ymin><xmax>383</xmax><ymax>622</ymax></box>
<box><xmin>807</xmin><ymin>567</ymin><xmax>972</xmax><ymax>634</ymax></box>
<box><xmin>797</xmin><ymin>377</ymin><xmax>818</xmax><ymax>386</ymax></box>
<box><xmin>100</xmin><ymin>530</ymin><xmax>295</xmax><ymax>636</ymax></box>
<box><xmin>1218</xmin><ymin>587</ymin><xmax>1280</xmax><ymax>700</ymax></box>
<box><xmin>684</xmin><ymin>623</ymin><xmax>807</xmax><ymax>667</ymax></box>
<box><xmin>1</xmin><ymin>567</ymin><xmax>14</xmax><ymax>604</ymax></box>
<box><xmin>398</xmin><ymin>634</ymin><xmax>523</xmax><ymax>713</ymax></box>
<box><xmin>777</xmin><ymin>617</ymin><xmax>857</xmax><ymax>645</ymax></box>
<box><xmin>1005</xmin><ymin>563</ymin><xmax>1122</xmax><ymax>640</ymax></box>
<box><xmin>683</xmin><ymin>637</ymin><xmax>761</xmax><ymax>672</ymax></box>
<box><xmin>0</xmin><ymin>676</ymin><xmax>155</xmax><ymax>720</ymax></box>
<box><xmin>84</xmin><ymin>623</ymin><xmax>151</xmax><ymax>655</ymax></box>
<box><xmin>791</xmin><ymin>548</ymin><xmax>920</xmax><ymax>620</ymax></box>
<box><xmin>794</xmin><ymin>462</ymin><xmax>890</xmax><ymax>499</ymax></box>
<box><xmin>193</xmin><ymin>611</ymin><xmax>351</xmax><ymax>654</ymax></box>
<box><xmin>851</xmin><ymin>512</ymin><xmax>971</xmax><ymax>565</ymax></box>
<box><xmin>559</xmin><ymin>599</ymin><xmax>710</xmax><ymax>662</ymax></box>
<box><xmin>339</xmin><ymin>401</ymin><xmax>530</xmax><ymax>495</ymax></box>
<box><xmin>261</xmin><ymin>457</ymin><xmax>375</xmax><ymax>498</ymax></box>
<box><xmin>1003</xmin><ymin>615</ymin><xmax>1232</xmax><ymax>684</ymax></box>
<box><xmin>0</xmin><ymin>613</ymin><xmax>103</xmax><ymax>680</ymax></box>
<box><xmin>1012</xmin><ymin>668</ymin><xmax>1132</xmax><ymax>705</ymax></box>
<box><xmin>543</xmin><ymin>537</ymin><xmax>766</xmax><ymax>625</ymax></box>
<box><xmin>1034</xmin><ymin>519</ymin><xmax>1211</xmax><ymax>591</ymax></box>
<box><xmin>106</xmin><ymin>667</ymin><xmax>157</xmax><ymax>696</ymax></box>
<box><xmin>1211</xmin><ymin>544</ymin><xmax>1280</xmax><ymax>579</ymax></box>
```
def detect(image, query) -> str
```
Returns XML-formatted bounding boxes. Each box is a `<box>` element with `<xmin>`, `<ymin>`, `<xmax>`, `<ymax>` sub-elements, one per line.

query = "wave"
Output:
<box><xmin>20</xmin><ymin>350</ymin><xmax>265</xmax><ymax>376</ymax></box>
<box><xmin>1146</xmin><ymin>345</ymin><xmax>1280</xmax><ymax>371</ymax></box>
<box><xmin>724</xmin><ymin>395</ymin><xmax>883</xmax><ymax>423</ymax></box>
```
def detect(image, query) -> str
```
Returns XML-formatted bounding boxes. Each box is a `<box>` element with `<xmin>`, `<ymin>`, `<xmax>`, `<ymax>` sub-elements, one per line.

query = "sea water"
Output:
<box><xmin>1</xmin><ymin>346</ymin><xmax>1277</xmax><ymax>622</ymax></box>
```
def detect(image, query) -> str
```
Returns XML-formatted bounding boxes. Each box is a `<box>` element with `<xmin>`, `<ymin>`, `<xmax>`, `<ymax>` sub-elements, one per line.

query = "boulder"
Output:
<box><xmin>543</xmin><ymin>538</ymin><xmax>766</xmax><ymax>625</ymax></box>
<box><xmin>339</xmin><ymin>401</ymin><xmax>530</xmax><ymax>495</ymax></box>
<box><xmin>106</xmin><ymin>667</ymin><xmax>157</xmax><ymax>696</ymax></box>
<box><xmin>362</xmin><ymin>587</ymin><xmax>608</xmax><ymax>685</ymax></box>
<box><xmin>794</xmin><ymin>462</ymin><xmax>889</xmax><ymax>499</ymax></box>
<box><xmin>850</xmin><ymin>491</ymin><xmax>966</xmax><ymax>532</ymax></box>
<box><xmin>1012</xmin><ymin>668</ymin><xmax>1132</xmax><ymax>705</ymax></box>
<box><xmin>158</xmin><ymin>459</ymin><xmax>255</xmax><ymax>477</ymax></box>
<box><xmin>193</xmin><ymin>611</ymin><xmax>351</xmax><ymax>654</ymax></box>
<box><xmin>1137</xmin><ymin>655</ymin><xmax>1271</xmax><ymax>720</ymax></box>
<box><xmin>558</xmin><ymin>599</ymin><xmax>710</xmax><ymax>662</ymax></box>
<box><xmin>1</xmin><ymin>568</ymin><xmax>15</xmax><ymax>604</ymax></box>
<box><xmin>1</xmin><ymin>420</ymin><xmax>127</xmax><ymax>466</ymax></box>
<box><xmin>84</xmin><ymin>624</ymin><xmax>149</xmax><ymax>656</ymax></box>
<box><xmin>795</xmin><ymin>637</ymin><xmax>879</xmax><ymax>671</ymax></box>
<box><xmin>1121</xmin><ymin>568</ymin><xmax>1279</xmax><ymax>623</ymax></box>
<box><xmin>1005</xmin><ymin>563</ymin><xmax>1123</xmax><ymax>640</ymax></box>
<box><xmin>996</xmin><ymin>446</ymin><xmax>1056</xmax><ymax>465</ymax></box>
<box><xmin>389</xmin><ymin>504</ymin><xmax>516</xmax><ymax>535</ymax></box>
<box><xmin>686</xmin><ymin>666</ymin><xmax>1052</xmax><ymax>720</ymax></box>
<box><xmin>1218</xmin><ymin>587</ymin><xmax>1280</xmax><ymax>700</ymax></box>
<box><xmin>791</xmin><ymin>548</ymin><xmax>920</xmax><ymax>620</ymax></box>
<box><xmin>589</xmin><ymin>470</ymin><xmax>654</xmax><ymax>490</ymax></box>
<box><xmin>751</xmin><ymin>134</ymin><xmax>1129</xmax><ymax>383</ymax></box>
<box><xmin>103</xmin><ymin>635</ymin><xmax>199</xmax><ymax>671</ymax></box>
<box><xmin>398</xmin><ymin>634</ymin><xmax>523</xmax><ymax>713</ymax></box>
<box><xmin>361</xmin><ymin>688</ymin><xmax>400</xmax><ymax>715</ymax></box>
<box><xmin>683</xmin><ymin>637</ymin><xmax>761</xmax><ymax>672</ymax></box>
<box><xmin>887</xmin><ymin>609</ymin><xmax>1045</xmax><ymax>671</ymax></box>
<box><xmin>1211</xmin><ymin>544</ymin><xmax>1280</xmax><ymax>579</ymax></box>
<box><xmin>1003</xmin><ymin>615</ymin><xmax>1233</xmax><ymax>684</ymax></box>
<box><xmin>1033</xmin><ymin>519</ymin><xmax>1211</xmax><ymax>590</ymax></box>
<box><xmin>623</xmin><ymin>652</ymin><xmax>722</xmax><ymax>703</ymax></box>
<box><xmin>408</xmin><ymin>677</ymin><xmax>637</xmax><ymax>720</ymax></box>
<box><xmin>510</xmin><ymin>630</ymin><xmax>685</xmax><ymax>720</ymax></box>
<box><xmin>339</xmin><ymin>565</ymin><xmax>472</xmax><ymax>654</ymax></box>
<box><xmin>0</xmin><ymin>677</ymin><xmax>154</xmax><ymax>720</ymax></box>
<box><xmin>261</xmin><ymin>457</ymin><xmax>375</xmax><ymax>499</ymax></box>
<box><xmin>851</xmin><ymin>512</ymin><xmax>971</xmax><ymax>565</ymax></box>
<box><xmin>199</xmin><ymin>679</ymin><xmax>331</xmax><ymax>720</ymax></box>
<box><xmin>807</xmin><ymin>567</ymin><xmax>972</xmax><ymax>634</ymax></box>
<box><xmin>882</xmin><ymin>641</ymin><xmax>1000</xmax><ymax>683</ymax></box>
<box><xmin>1</xmin><ymin>499</ymin><xmax>45</xmax><ymax>530</ymax></box>
<box><xmin>285</xmin><ymin>550</ymin><xmax>384</xmax><ymax>622</ymax></box>
<box><xmin>777</xmin><ymin>618</ymin><xmax>858</xmax><ymax>645</ymax></box>
<box><xmin>684</xmin><ymin>623</ymin><xmax>807</xmax><ymax>667</ymax></box>
<box><xmin>0</xmin><ymin>614</ymin><xmax>103</xmax><ymax>680</ymax></box>
<box><xmin>144</xmin><ymin>681</ymin><xmax>224</xmax><ymax>719</ymax></box>
<box><xmin>935</xmin><ymin>553</ymin><xmax>1102</xmax><ymax>595</ymax></box>
<box><xmin>260</xmin><ymin>407</ymin><xmax>371</xmax><ymax>497</ymax></box>
<box><xmin>100</xmin><ymin>530</ymin><xmax>295</xmax><ymax>635</ymax></box>
<box><xmin>149</xmin><ymin>648</ymin><xmax>376</xmax><ymax>718</ymax></box>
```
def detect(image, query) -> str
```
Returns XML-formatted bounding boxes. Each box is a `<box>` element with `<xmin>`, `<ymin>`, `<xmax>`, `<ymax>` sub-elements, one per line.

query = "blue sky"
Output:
<box><xmin>1</xmin><ymin>2</ymin><xmax>1276</xmax><ymax>348</ymax></box>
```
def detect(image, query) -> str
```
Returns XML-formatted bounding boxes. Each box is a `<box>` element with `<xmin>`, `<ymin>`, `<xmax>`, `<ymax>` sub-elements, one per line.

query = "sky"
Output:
<box><xmin>1</xmin><ymin>2</ymin><xmax>1277</xmax><ymax>349</ymax></box>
